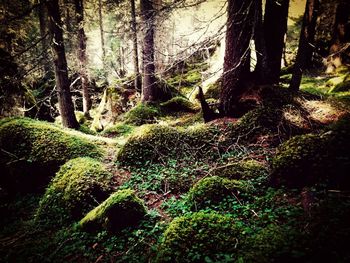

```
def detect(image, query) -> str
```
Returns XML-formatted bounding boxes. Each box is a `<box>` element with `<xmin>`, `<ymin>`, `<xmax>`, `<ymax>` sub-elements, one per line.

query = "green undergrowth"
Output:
<box><xmin>0</xmin><ymin>117</ymin><xmax>104</xmax><ymax>194</ymax></box>
<box><xmin>35</xmin><ymin>157</ymin><xmax>116</xmax><ymax>226</ymax></box>
<box><xmin>100</xmin><ymin>122</ymin><xmax>134</xmax><ymax>137</ymax></box>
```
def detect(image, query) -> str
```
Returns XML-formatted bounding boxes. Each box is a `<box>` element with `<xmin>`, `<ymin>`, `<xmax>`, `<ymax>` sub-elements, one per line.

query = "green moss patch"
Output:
<box><xmin>187</xmin><ymin>176</ymin><xmax>246</xmax><ymax>210</ymax></box>
<box><xmin>116</xmin><ymin>124</ymin><xmax>217</xmax><ymax>166</ymax></box>
<box><xmin>101</xmin><ymin>123</ymin><xmax>134</xmax><ymax>138</ymax></box>
<box><xmin>124</xmin><ymin>103</ymin><xmax>161</xmax><ymax>126</ymax></box>
<box><xmin>79</xmin><ymin>189</ymin><xmax>146</xmax><ymax>233</ymax></box>
<box><xmin>156</xmin><ymin>211</ymin><xmax>240</xmax><ymax>262</ymax></box>
<box><xmin>0</xmin><ymin>118</ymin><xmax>103</xmax><ymax>193</ymax></box>
<box><xmin>35</xmin><ymin>157</ymin><xmax>115</xmax><ymax>225</ymax></box>
<box><xmin>212</xmin><ymin>160</ymin><xmax>268</xmax><ymax>180</ymax></box>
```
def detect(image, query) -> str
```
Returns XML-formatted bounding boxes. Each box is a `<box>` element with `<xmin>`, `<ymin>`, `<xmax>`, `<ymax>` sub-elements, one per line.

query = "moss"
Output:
<box><xmin>212</xmin><ymin>160</ymin><xmax>268</xmax><ymax>180</ymax></box>
<box><xmin>330</xmin><ymin>74</ymin><xmax>350</xmax><ymax>92</ymax></box>
<box><xmin>101</xmin><ymin>123</ymin><xmax>134</xmax><ymax>137</ymax></box>
<box><xmin>116</xmin><ymin>124</ymin><xmax>217</xmax><ymax>166</ymax></box>
<box><xmin>205</xmin><ymin>80</ymin><xmax>221</xmax><ymax>100</ymax></box>
<box><xmin>0</xmin><ymin>118</ymin><xmax>103</xmax><ymax>193</ymax></box>
<box><xmin>239</xmin><ymin>224</ymin><xmax>302</xmax><ymax>263</ymax></box>
<box><xmin>124</xmin><ymin>103</ymin><xmax>161</xmax><ymax>126</ymax></box>
<box><xmin>160</xmin><ymin>96</ymin><xmax>196</xmax><ymax>113</ymax></box>
<box><xmin>79</xmin><ymin>189</ymin><xmax>146</xmax><ymax>233</ymax></box>
<box><xmin>156</xmin><ymin>211</ymin><xmax>240</xmax><ymax>262</ymax></box>
<box><xmin>187</xmin><ymin>176</ymin><xmax>246</xmax><ymax>210</ymax></box>
<box><xmin>35</xmin><ymin>157</ymin><xmax>115</xmax><ymax>225</ymax></box>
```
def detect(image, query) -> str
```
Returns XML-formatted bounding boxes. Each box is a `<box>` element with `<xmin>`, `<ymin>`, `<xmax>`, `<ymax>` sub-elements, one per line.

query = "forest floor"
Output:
<box><xmin>1</xmin><ymin>69</ymin><xmax>350</xmax><ymax>262</ymax></box>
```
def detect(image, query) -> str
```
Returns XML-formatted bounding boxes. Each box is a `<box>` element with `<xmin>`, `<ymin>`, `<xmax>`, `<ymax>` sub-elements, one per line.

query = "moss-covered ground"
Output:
<box><xmin>1</xmin><ymin>67</ymin><xmax>350</xmax><ymax>262</ymax></box>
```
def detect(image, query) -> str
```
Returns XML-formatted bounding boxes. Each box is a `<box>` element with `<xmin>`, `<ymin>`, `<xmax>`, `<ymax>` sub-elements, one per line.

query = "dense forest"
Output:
<box><xmin>1</xmin><ymin>0</ymin><xmax>350</xmax><ymax>262</ymax></box>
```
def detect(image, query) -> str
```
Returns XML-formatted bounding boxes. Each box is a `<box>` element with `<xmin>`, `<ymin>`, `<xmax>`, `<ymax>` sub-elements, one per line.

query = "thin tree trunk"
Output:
<box><xmin>264</xmin><ymin>0</ymin><xmax>290</xmax><ymax>84</ymax></box>
<box><xmin>254</xmin><ymin>0</ymin><xmax>270</xmax><ymax>83</ymax></box>
<box><xmin>290</xmin><ymin>0</ymin><xmax>319</xmax><ymax>91</ymax></box>
<box><xmin>98</xmin><ymin>0</ymin><xmax>106</xmax><ymax>68</ymax></box>
<box><xmin>130</xmin><ymin>0</ymin><xmax>141</xmax><ymax>92</ymax></box>
<box><xmin>141</xmin><ymin>0</ymin><xmax>158</xmax><ymax>102</ymax></box>
<box><xmin>219</xmin><ymin>0</ymin><xmax>255</xmax><ymax>117</ymax></box>
<box><xmin>47</xmin><ymin>0</ymin><xmax>79</xmax><ymax>129</ymax></box>
<box><xmin>74</xmin><ymin>0</ymin><xmax>91</xmax><ymax>117</ymax></box>
<box><xmin>38</xmin><ymin>0</ymin><xmax>50</xmax><ymax>73</ymax></box>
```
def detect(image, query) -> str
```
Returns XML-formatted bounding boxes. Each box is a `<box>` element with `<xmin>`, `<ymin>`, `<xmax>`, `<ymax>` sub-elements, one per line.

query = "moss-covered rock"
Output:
<box><xmin>187</xmin><ymin>176</ymin><xmax>246</xmax><ymax>210</ymax></box>
<box><xmin>212</xmin><ymin>160</ymin><xmax>268</xmax><ymax>180</ymax></box>
<box><xmin>0</xmin><ymin>118</ymin><xmax>103</xmax><ymax>193</ymax></box>
<box><xmin>160</xmin><ymin>96</ymin><xmax>196</xmax><ymax>113</ymax></box>
<box><xmin>124</xmin><ymin>103</ymin><xmax>161</xmax><ymax>126</ymax></box>
<box><xmin>156</xmin><ymin>211</ymin><xmax>240</xmax><ymax>262</ymax></box>
<box><xmin>79</xmin><ymin>189</ymin><xmax>146</xmax><ymax>233</ymax></box>
<box><xmin>116</xmin><ymin>124</ymin><xmax>217</xmax><ymax>166</ymax></box>
<box><xmin>35</xmin><ymin>157</ymin><xmax>115</xmax><ymax>225</ymax></box>
<box><xmin>271</xmin><ymin>116</ymin><xmax>350</xmax><ymax>189</ymax></box>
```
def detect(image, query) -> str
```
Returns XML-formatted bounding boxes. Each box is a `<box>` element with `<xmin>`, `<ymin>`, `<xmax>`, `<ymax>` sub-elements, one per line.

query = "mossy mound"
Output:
<box><xmin>124</xmin><ymin>103</ymin><xmax>161</xmax><ymax>126</ymax></box>
<box><xmin>35</xmin><ymin>157</ymin><xmax>115</xmax><ymax>225</ymax></box>
<box><xmin>327</xmin><ymin>73</ymin><xmax>350</xmax><ymax>93</ymax></box>
<box><xmin>79</xmin><ymin>189</ymin><xmax>146</xmax><ymax>233</ymax></box>
<box><xmin>116</xmin><ymin>124</ymin><xmax>217</xmax><ymax>166</ymax></box>
<box><xmin>0</xmin><ymin>118</ymin><xmax>103</xmax><ymax>193</ymax></box>
<box><xmin>160</xmin><ymin>96</ymin><xmax>196</xmax><ymax>113</ymax></box>
<box><xmin>212</xmin><ymin>160</ymin><xmax>268</xmax><ymax>180</ymax></box>
<box><xmin>187</xmin><ymin>176</ymin><xmax>246</xmax><ymax>210</ymax></box>
<box><xmin>156</xmin><ymin>211</ymin><xmax>240</xmax><ymax>262</ymax></box>
<box><xmin>204</xmin><ymin>80</ymin><xmax>221</xmax><ymax>100</ymax></box>
<box><xmin>101</xmin><ymin>123</ymin><xmax>134</xmax><ymax>137</ymax></box>
<box><xmin>271</xmin><ymin>116</ymin><xmax>350</xmax><ymax>189</ymax></box>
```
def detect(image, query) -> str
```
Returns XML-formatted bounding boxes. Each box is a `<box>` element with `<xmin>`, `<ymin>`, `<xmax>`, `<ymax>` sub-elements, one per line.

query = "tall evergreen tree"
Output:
<box><xmin>74</xmin><ymin>0</ymin><xmax>91</xmax><ymax>117</ymax></box>
<box><xmin>263</xmin><ymin>0</ymin><xmax>290</xmax><ymax>84</ymax></box>
<box><xmin>290</xmin><ymin>0</ymin><xmax>319</xmax><ymax>91</ymax></box>
<box><xmin>140</xmin><ymin>0</ymin><xmax>158</xmax><ymax>102</ymax></box>
<box><xmin>46</xmin><ymin>0</ymin><xmax>79</xmax><ymax>128</ymax></box>
<box><xmin>219</xmin><ymin>0</ymin><xmax>255</xmax><ymax>117</ymax></box>
<box><xmin>131</xmin><ymin>0</ymin><xmax>142</xmax><ymax>92</ymax></box>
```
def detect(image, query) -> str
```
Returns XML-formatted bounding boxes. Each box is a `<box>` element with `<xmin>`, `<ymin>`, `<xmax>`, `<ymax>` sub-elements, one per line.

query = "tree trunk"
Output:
<box><xmin>290</xmin><ymin>0</ymin><xmax>319</xmax><ymax>91</ymax></box>
<box><xmin>263</xmin><ymin>0</ymin><xmax>290</xmax><ymax>84</ymax></box>
<box><xmin>98</xmin><ymin>0</ymin><xmax>106</xmax><ymax>68</ymax></box>
<box><xmin>219</xmin><ymin>0</ymin><xmax>255</xmax><ymax>117</ymax></box>
<box><xmin>326</xmin><ymin>2</ymin><xmax>350</xmax><ymax>73</ymax></box>
<box><xmin>140</xmin><ymin>0</ymin><xmax>158</xmax><ymax>102</ymax></box>
<box><xmin>38</xmin><ymin>0</ymin><xmax>50</xmax><ymax>73</ymax></box>
<box><xmin>74</xmin><ymin>0</ymin><xmax>91</xmax><ymax>117</ymax></box>
<box><xmin>130</xmin><ymin>0</ymin><xmax>142</xmax><ymax>92</ymax></box>
<box><xmin>47</xmin><ymin>0</ymin><xmax>79</xmax><ymax>129</ymax></box>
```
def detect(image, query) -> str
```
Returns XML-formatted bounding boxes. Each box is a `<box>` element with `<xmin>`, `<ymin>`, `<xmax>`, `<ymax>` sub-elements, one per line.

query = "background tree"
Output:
<box><xmin>290</xmin><ymin>0</ymin><xmax>319</xmax><ymax>91</ymax></box>
<box><xmin>46</xmin><ymin>0</ymin><xmax>79</xmax><ymax>128</ymax></box>
<box><xmin>74</xmin><ymin>0</ymin><xmax>91</xmax><ymax>117</ymax></box>
<box><xmin>219</xmin><ymin>0</ymin><xmax>255</xmax><ymax>117</ymax></box>
<box><xmin>131</xmin><ymin>0</ymin><xmax>142</xmax><ymax>92</ymax></box>
<box><xmin>141</xmin><ymin>0</ymin><xmax>158</xmax><ymax>102</ymax></box>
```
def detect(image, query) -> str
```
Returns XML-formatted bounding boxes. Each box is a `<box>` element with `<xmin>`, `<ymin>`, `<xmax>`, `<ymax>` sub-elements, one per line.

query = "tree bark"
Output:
<box><xmin>290</xmin><ymin>0</ymin><xmax>319</xmax><ymax>91</ymax></box>
<box><xmin>47</xmin><ymin>0</ymin><xmax>79</xmax><ymax>128</ymax></box>
<box><xmin>140</xmin><ymin>0</ymin><xmax>158</xmax><ymax>102</ymax></box>
<box><xmin>130</xmin><ymin>0</ymin><xmax>142</xmax><ymax>92</ymax></box>
<box><xmin>263</xmin><ymin>0</ymin><xmax>290</xmax><ymax>84</ymax></box>
<box><xmin>74</xmin><ymin>0</ymin><xmax>91</xmax><ymax>117</ymax></box>
<box><xmin>219</xmin><ymin>0</ymin><xmax>254</xmax><ymax>117</ymax></box>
